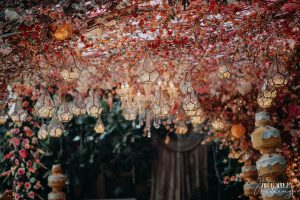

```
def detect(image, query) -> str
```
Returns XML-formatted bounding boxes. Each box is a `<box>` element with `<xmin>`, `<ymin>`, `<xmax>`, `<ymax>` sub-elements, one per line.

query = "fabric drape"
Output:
<box><xmin>150</xmin><ymin>133</ymin><xmax>209</xmax><ymax>200</ymax></box>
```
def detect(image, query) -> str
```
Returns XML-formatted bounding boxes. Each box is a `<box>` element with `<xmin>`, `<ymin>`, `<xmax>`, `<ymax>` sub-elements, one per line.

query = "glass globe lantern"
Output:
<box><xmin>267</xmin><ymin>56</ymin><xmax>289</xmax><ymax>88</ymax></box>
<box><xmin>94</xmin><ymin>118</ymin><xmax>105</xmax><ymax>134</ymax></box>
<box><xmin>257</xmin><ymin>93</ymin><xmax>273</xmax><ymax>109</ymax></box>
<box><xmin>8</xmin><ymin>99</ymin><xmax>28</xmax><ymax>123</ymax></box>
<box><xmin>48</xmin><ymin>115</ymin><xmax>64</xmax><ymax>137</ymax></box>
<box><xmin>70</xmin><ymin>94</ymin><xmax>86</xmax><ymax>116</ymax></box>
<box><xmin>183</xmin><ymin>92</ymin><xmax>200</xmax><ymax>116</ymax></box>
<box><xmin>38</xmin><ymin>123</ymin><xmax>48</xmax><ymax>140</ymax></box>
<box><xmin>86</xmin><ymin>90</ymin><xmax>102</xmax><ymax>118</ymax></box>
<box><xmin>211</xmin><ymin>117</ymin><xmax>227</xmax><ymax>131</ymax></box>
<box><xmin>175</xmin><ymin>121</ymin><xmax>188</xmax><ymax>135</ymax></box>
<box><xmin>57</xmin><ymin>100</ymin><xmax>73</xmax><ymax>123</ymax></box>
<box><xmin>138</xmin><ymin>52</ymin><xmax>159</xmax><ymax>84</ymax></box>
<box><xmin>34</xmin><ymin>89</ymin><xmax>56</xmax><ymax>118</ymax></box>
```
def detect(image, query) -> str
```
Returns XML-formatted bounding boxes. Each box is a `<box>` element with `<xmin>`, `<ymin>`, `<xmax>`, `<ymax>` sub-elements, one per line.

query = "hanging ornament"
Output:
<box><xmin>175</xmin><ymin>121</ymin><xmax>188</xmax><ymax>134</ymax></box>
<box><xmin>262</xmin><ymin>79</ymin><xmax>277</xmax><ymax>99</ymax></box>
<box><xmin>116</xmin><ymin>83</ymin><xmax>130</xmax><ymax>100</ymax></box>
<box><xmin>180</xmin><ymin>73</ymin><xmax>193</xmax><ymax>94</ymax></box>
<box><xmin>190</xmin><ymin>115</ymin><xmax>206</xmax><ymax>126</ymax></box>
<box><xmin>48</xmin><ymin>115</ymin><xmax>64</xmax><ymax>137</ymax></box>
<box><xmin>34</xmin><ymin>89</ymin><xmax>56</xmax><ymax>118</ymax></box>
<box><xmin>257</xmin><ymin>93</ymin><xmax>273</xmax><ymax>109</ymax></box>
<box><xmin>57</xmin><ymin>100</ymin><xmax>73</xmax><ymax>122</ymax></box>
<box><xmin>122</xmin><ymin>100</ymin><xmax>137</xmax><ymax>121</ymax></box>
<box><xmin>217</xmin><ymin>60</ymin><xmax>231</xmax><ymax>80</ymax></box>
<box><xmin>86</xmin><ymin>90</ymin><xmax>102</xmax><ymax>117</ymax></box>
<box><xmin>70</xmin><ymin>94</ymin><xmax>86</xmax><ymax>116</ymax></box>
<box><xmin>267</xmin><ymin>55</ymin><xmax>289</xmax><ymax>88</ymax></box>
<box><xmin>8</xmin><ymin>99</ymin><xmax>27</xmax><ymax>123</ymax></box>
<box><xmin>152</xmin><ymin>85</ymin><xmax>172</xmax><ymax>117</ymax></box>
<box><xmin>138</xmin><ymin>52</ymin><xmax>160</xmax><ymax>84</ymax></box>
<box><xmin>94</xmin><ymin>118</ymin><xmax>105</xmax><ymax>134</ymax></box>
<box><xmin>211</xmin><ymin>117</ymin><xmax>227</xmax><ymax>131</ymax></box>
<box><xmin>183</xmin><ymin>92</ymin><xmax>200</xmax><ymax>116</ymax></box>
<box><xmin>231</xmin><ymin>123</ymin><xmax>246</xmax><ymax>139</ymax></box>
<box><xmin>38</xmin><ymin>123</ymin><xmax>49</xmax><ymax>140</ymax></box>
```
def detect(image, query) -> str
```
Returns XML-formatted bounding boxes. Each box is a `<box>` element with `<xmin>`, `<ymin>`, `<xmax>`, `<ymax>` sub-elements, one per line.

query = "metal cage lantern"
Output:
<box><xmin>217</xmin><ymin>60</ymin><xmax>231</xmax><ymax>80</ymax></box>
<box><xmin>8</xmin><ymin>99</ymin><xmax>28</xmax><ymax>123</ymax></box>
<box><xmin>38</xmin><ymin>123</ymin><xmax>49</xmax><ymax>140</ymax></box>
<box><xmin>257</xmin><ymin>93</ymin><xmax>273</xmax><ymax>109</ymax></box>
<box><xmin>262</xmin><ymin>79</ymin><xmax>277</xmax><ymax>99</ymax></box>
<box><xmin>152</xmin><ymin>86</ymin><xmax>172</xmax><ymax>117</ymax></box>
<box><xmin>138</xmin><ymin>52</ymin><xmax>159</xmax><ymax>84</ymax></box>
<box><xmin>34</xmin><ymin>89</ymin><xmax>56</xmax><ymax>119</ymax></box>
<box><xmin>48</xmin><ymin>115</ymin><xmax>64</xmax><ymax>137</ymax></box>
<box><xmin>86</xmin><ymin>90</ymin><xmax>102</xmax><ymax>118</ymax></box>
<box><xmin>183</xmin><ymin>92</ymin><xmax>200</xmax><ymax>116</ymax></box>
<box><xmin>70</xmin><ymin>94</ymin><xmax>86</xmax><ymax>116</ymax></box>
<box><xmin>180</xmin><ymin>73</ymin><xmax>193</xmax><ymax>94</ymax></box>
<box><xmin>267</xmin><ymin>56</ymin><xmax>289</xmax><ymax>88</ymax></box>
<box><xmin>61</xmin><ymin>54</ymin><xmax>83</xmax><ymax>81</ymax></box>
<box><xmin>57</xmin><ymin>99</ymin><xmax>73</xmax><ymax>123</ymax></box>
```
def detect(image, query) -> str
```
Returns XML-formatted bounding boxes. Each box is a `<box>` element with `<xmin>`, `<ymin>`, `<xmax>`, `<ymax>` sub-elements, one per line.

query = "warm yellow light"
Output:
<box><xmin>94</xmin><ymin>118</ymin><xmax>105</xmax><ymax>134</ymax></box>
<box><xmin>38</xmin><ymin>124</ymin><xmax>48</xmax><ymax>140</ymax></box>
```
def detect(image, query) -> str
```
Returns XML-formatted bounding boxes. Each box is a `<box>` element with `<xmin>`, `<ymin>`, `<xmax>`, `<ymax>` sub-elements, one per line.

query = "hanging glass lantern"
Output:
<box><xmin>8</xmin><ymin>99</ymin><xmax>28</xmax><ymax>123</ymax></box>
<box><xmin>175</xmin><ymin>121</ymin><xmax>188</xmax><ymax>135</ymax></box>
<box><xmin>262</xmin><ymin>79</ymin><xmax>277</xmax><ymax>99</ymax></box>
<box><xmin>138</xmin><ymin>52</ymin><xmax>159</xmax><ymax>84</ymax></box>
<box><xmin>211</xmin><ymin>117</ymin><xmax>227</xmax><ymax>131</ymax></box>
<box><xmin>152</xmin><ymin>86</ymin><xmax>172</xmax><ymax>117</ymax></box>
<box><xmin>183</xmin><ymin>92</ymin><xmax>200</xmax><ymax>116</ymax></box>
<box><xmin>57</xmin><ymin>100</ymin><xmax>73</xmax><ymax>122</ymax></box>
<box><xmin>122</xmin><ymin>100</ymin><xmax>137</xmax><ymax>121</ymax></box>
<box><xmin>180</xmin><ymin>73</ymin><xmax>193</xmax><ymax>94</ymax></box>
<box><xmin>257</xmin><ymin>93</ymin><xmax>273</xmax><ymax>109</ymax></box>
<box><xmin>61</xmin><ymin>54</ymin><xmax>83</xmax><ymax>81</ymax></box>
<box><xmin>94</xmin><ymin>118</ymin><xmax>105</xmax><ymax>134</ymax></box>
<box><xmin>217</xmin><ymin>59</ymin><xmax>231</xmax><ymax>80</ymax></box>
<box><xmin>34</xmin><ymin>89</ymin><xmax>56</xmax><ymax>118</ymax></box>
<box><xmin>48</xmin><ymin>115</ymin><xmax>64</xmax><ymax>137</ymax></box>
<box><xmin>86</xmin><ymin>90</ymin><xmax>102</xmax><ymax>117</ymax></box>
<box><xmin>70</xmin><ymin>94</ymin><xmax>86</xmax><ymax>116</ymax></box>
<box><xmin>267</xmin><ymin>56</ymin><xmax>289</xmax><ymax>88</ymax></box>
<box><xmin>116</xmin><ymin>83</ymin><xmax>130</xmax><ymax>100</ymax></box>
<box><xmin>38</xmin><ymin>123</ymin><xmax>48</xmax><ymax>140</ymax></box>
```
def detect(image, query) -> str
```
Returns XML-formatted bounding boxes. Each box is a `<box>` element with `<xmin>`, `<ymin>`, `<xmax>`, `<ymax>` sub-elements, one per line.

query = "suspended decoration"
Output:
<box><xmin>60</xmin><ymin>55</ymin><xmax>83</xmax><ymax>81</ymax></box>
<box><xmin>8</xmin><ymin>99</ymin><xmax>28</xmax><ymax>124</ymax></box>
<box><xmin>38</xmin><ymin>123</ymin><xmax>49</xmax><ymax>140</ymax></box>
<box><xmin>180</xmin><ymin>73</ymin><xmax>193</xmax><ymax>94</ymax></box>
<box><xmin>137</xmin><ymin>52</ymin><xmax>160</xmax><ymax>84</ymax></box>
<box><xmin>70</xmin><ymin>94</ymin><xmax>87</xmax><ymax>116</ymax></box>
<box><xmin>152</xmin><ymin>85</ymin><xmax>172</xmax><ymax>117</ymax></box>
<box><xmin>267</xmin><ymin>56</ymin><xmax>289</xmax><ymax>88</ymax></box>
<box><xmin>57</xmin><ymin>100</ymin><xmax>73</xmax><ymax>123</ymax></box>
<box><xmin>231</xmin><ymin>123</ymin><xmax>246</xmax><ymax>139</ymax></box>
<box><xmin>182</xmin><ymin>92</ymin><xmax>200</xmax><ymax>116</ymax></box>
<box><xmin>190</xmin><ymin>115</ymin><xmax>206</xmax><ymax>126</ymax></box>
<box><xmin>48</xmin><ymin>115</ymin><xmax>64</xmax><ymax>137</ymax></box>
<box><xmin>0</xmin><ymin>110</ymin><xmax>8</xmax><ymax>125</ymax></box>
<box><xmin>34</xmin><ymin>89</ymin><xmax>56</xmax><ymax>119</ymax></box>
<box><xmin>116</xmin><ymin>83</ymin><xmax>130</xmax><ymax>100</ymax></box>
<box><xmin>262</xmin><ymin>79</ymin><xmax>277</xmax><ymax>99</ymax></box>
<box><xmin>257</xmin><ymin>94</ymin><xmax>273</xmax><ymax>109</ymax></box>
<box><xmin>217</xmin><ymin>60</ymin><xmax>231</xmax><ymax>80</ymax></box>
<box><xmin>86</xmin><ymin>90</ymin><xmax>102</xmax><ymax>118</ymax></box>
<box><xmin>94</xmin><ymin>118</ymin><xmax>105</xmax><ymax>134</ymax></box>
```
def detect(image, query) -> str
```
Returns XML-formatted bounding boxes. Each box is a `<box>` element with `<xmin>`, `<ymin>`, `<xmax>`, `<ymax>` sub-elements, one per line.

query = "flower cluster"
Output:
<box><xmin>1</xmin><ymin>127</ymin><xmax>42</xmax><ymax>200</ymax></box>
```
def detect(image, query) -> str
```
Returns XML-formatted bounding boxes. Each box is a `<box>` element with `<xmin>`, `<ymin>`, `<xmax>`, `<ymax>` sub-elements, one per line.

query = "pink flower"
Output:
<box><xmin>19</xmin><ymin>149</ymin><xmax>28</xmax><ymax>159</ymax></box>
<box><xmin>14</xmin><ymin>193</ymin><xmax>20</xmax><ymax>200</ymax></box>
<box><xmin>22</xmin><ymin>139</ymin><xmax>30</xmax><ymax>149</ymax></box>
<box><xmin>24</xmin><ymin>126</ymin><xmax>33</xmax><ymax>137</ymax></box>
<box><xmin>28</xmin><ymin>191</ymin><xmax>35</xmax><ymax>199</ymax></box>
<box><xmin>25</xmin><ymin>182</ymin><xmax>31</xmax><ymax>190</ymax></box>
<box><xmin>17</xmin><ymin>168</ymin><xmax>25</xmax><ymax>176</ymax></box>
<box><xmin>10</xmin><ymin>137</ymin><xmax>20</xmax><ymax>148</ymax></box>
<box><xmin>34</xmin><ymin>181</ymin><xmax>42</xmax><ymax>190</ymax></box>
<box><xmin>22</xmin><ymin>101</ymin><xmax>29</xmax><ymax>108</ymax></box>
<box><xmin>4</xmin><ymin>152</ymin><xmax>13</xmax><ymax>160</ymax></box>
<box><xmin>27</xmin><ymin>160</ymin><xmax>33</xmax><ymax>167</ymax></box>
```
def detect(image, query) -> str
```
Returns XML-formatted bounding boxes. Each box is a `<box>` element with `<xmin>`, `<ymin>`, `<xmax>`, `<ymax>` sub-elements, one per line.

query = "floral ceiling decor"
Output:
<box><xmin>0</xmin><ymin>0</ymin><xmax>299</xmax><ymax>198</ymax></box>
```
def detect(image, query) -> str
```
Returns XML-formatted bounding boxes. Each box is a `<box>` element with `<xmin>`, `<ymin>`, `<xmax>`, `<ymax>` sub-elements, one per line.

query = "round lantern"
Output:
<box><xmin>255</xmin><ymin>111</ymin><xmax>271</xmax><ymax>127</ymax></box>
<box><xmin>231</xmin><ymin>123</ymin><xmax>246</xmax><ymax>139</ymax></box>
<box><xmin>251</xmin><ymin>126</ymin><xmax>281</xmax><ymax>154</ymax></box>
<box><xmin>256</xmin><ymin>154</ymin><xmax>286</xmax><ymax>182</ymax></box>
